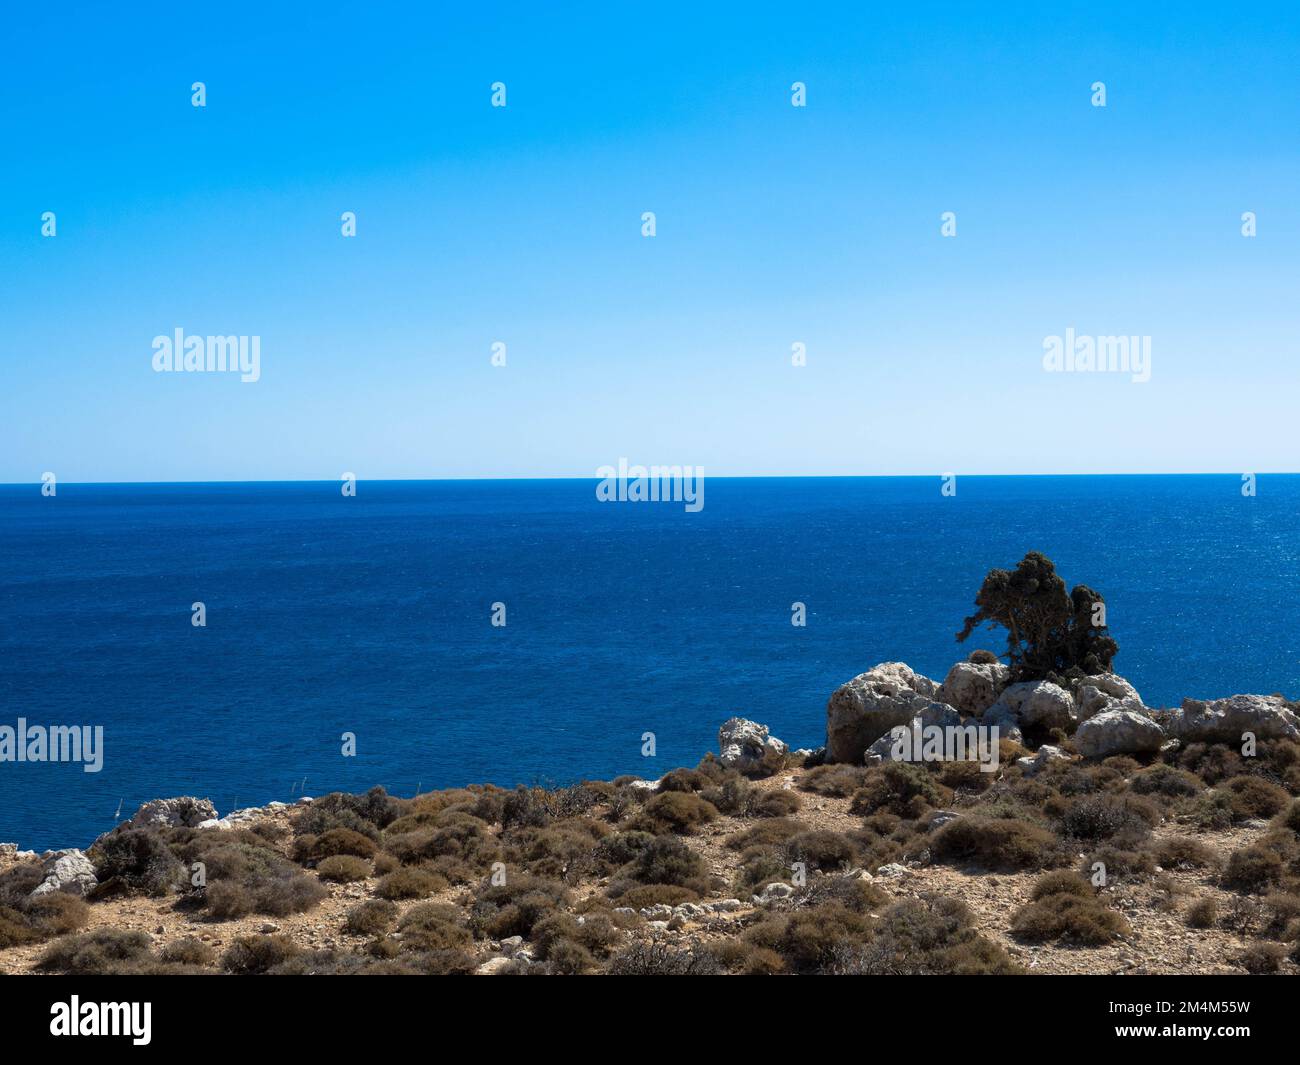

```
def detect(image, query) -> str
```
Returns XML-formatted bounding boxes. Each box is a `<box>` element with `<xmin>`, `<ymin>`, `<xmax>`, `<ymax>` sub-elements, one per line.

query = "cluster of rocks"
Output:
<box><xmin>3</xmin><ymin>795</ymin><xmax>312</xmax><ymax>902</ymax></box>
<box><xmin>821</xmin><ymin>659</ymin><xmax>1300</xmax><ymax>764</ymax></box>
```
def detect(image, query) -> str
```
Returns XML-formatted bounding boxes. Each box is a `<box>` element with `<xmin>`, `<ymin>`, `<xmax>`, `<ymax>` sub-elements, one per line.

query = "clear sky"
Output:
<box><xmin>2</xmin><ymin>1</ymin><xmax>1297</xmax><ymax>481</ymax></box>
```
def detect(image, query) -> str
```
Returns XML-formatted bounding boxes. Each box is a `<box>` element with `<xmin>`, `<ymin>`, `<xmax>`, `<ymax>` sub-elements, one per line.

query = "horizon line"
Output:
<box><xmin>3</xmin><ymin>470</ymin><xmax>1297</xmax><ymax>487</ymax></box>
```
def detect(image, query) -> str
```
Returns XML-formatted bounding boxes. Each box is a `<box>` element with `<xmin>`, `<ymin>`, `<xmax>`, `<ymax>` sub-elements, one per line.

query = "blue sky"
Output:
<box><xmin>2</xmin><ymin>1</ymin><xmax>1297</xmax><ymax>480</ymax></box>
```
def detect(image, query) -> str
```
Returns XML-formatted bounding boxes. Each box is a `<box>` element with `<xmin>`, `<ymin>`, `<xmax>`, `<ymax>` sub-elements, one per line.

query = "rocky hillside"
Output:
<box><xmin>3</xmin><ymin>657</ymin><xmax>1299</xmax><ymax>976</ymax></box>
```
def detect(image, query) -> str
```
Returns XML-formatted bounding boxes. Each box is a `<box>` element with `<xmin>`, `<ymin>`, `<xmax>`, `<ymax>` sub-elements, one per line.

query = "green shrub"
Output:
<box><xmin>91</xmin><ymin>828</ymin><xmax>185</xmax><ymax>895</ymax></box>
<box><xmin>850</xmin><ymin>762</ymin><xmax>952</xmax><ymax>817</ymax></box>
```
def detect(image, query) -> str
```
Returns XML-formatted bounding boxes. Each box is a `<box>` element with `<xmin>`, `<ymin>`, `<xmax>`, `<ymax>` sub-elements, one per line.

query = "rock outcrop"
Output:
<box><xmin>863</xmin><ymin>702</ymin><xmax>964</xmax><ymax>765</ymax></box>
<box><xmin>994</xmin><ymin>680</ymin><xmax>1076</xmax><ymax>731</ymax></box>
<box><xmin>936</xmin><ymin>660</ymin><xmax>1010</xmax><ymax>715</ymax></box>
<box><xmin>1074</xmin><ymin>708</ymin><xmax>1164</xmax><ymax>758</ymax></box>
<box><xmin>718</xmin><ymin>718</ymin><xmax>789</xmax><ymax>774</ymax></box>
<box><xmin>1167</xmin><ymin>694</ymin><xmax>1300</xmax><ymax>744</ymax></box>
<box><xmin>29</xmin><ymin>849</ymin><xmax>98</xmax><ymax>898</ymax></box>
<box><xmin>825</xmin><ymin>662</ymin><xmax>946</xmax><ymax>763</ymax></box>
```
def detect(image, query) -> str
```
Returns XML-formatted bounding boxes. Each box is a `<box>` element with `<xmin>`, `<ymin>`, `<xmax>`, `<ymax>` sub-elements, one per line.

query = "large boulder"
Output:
<box><xmin>936</xmin><ymin>660</ymin><xmax>1010</xmax><ymax>715</ymax></box>
<box><xmin>1167</xmin><ymin>695</ymin><xmax>1300</xmax><ymax>744</ymax></box>
<box><xmin>718</xmin><ymin>718</ymin><xmax>789</xmax><ymax>773</ymax></box>
<box><xmin>1074</xmin><ymin>708</ymin><xmax>1164</xmax><ymax>759</ymax></box>
<box><xmin>998</xmin><ymin>680</ymin><xmax>1075</xmax><ymax>731</ymax></box>
<box><xmin>863</xmin><ymin>702</ymin><xmax>964</xmax><ymax>765</ymax></box>
<box><xmin>825</xmin><ymin>662</ymin><xmax>944</xmax><ymax>763</ymax></box>
<box><xmin>29</xmin><ymin>849</ymin><xmax>98</xmax><ymax>898</ymax></box>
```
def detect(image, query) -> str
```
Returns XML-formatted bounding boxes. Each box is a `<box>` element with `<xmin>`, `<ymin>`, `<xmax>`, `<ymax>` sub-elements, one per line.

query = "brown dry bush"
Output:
<box><xmin>799</xmin><ymin>764</ymin><xmax>870</xmax><ymax>797</ymax></box>
<box><xmin>1154</xmin><ymin>836</ymin><xmax>1217</xmax><ymax>870</ymax></box>
<box><xmin>1130</xmin><ymin>763</ymin><xmax>1204</xmax><ymax>797</ymax></box>
<box><xmin>1186</xmin><ymin>897</ymin><xmax>1218</xmax><ymax>929</ymax></box>
<box><xmin>631</xmin><ymin>791</ymin><xmax>719</xmax><ymax>834</ymax></box>
<box><xmin>1239</xmin><ymin>942</ymin><xmax>1286</xmax><ymax>974</ymax></box>
<box><xmin>316</xmin><ymin>854</ymin><xmax>371</xmax><ymax>882</ymax></box>
<box><xmin>1010</xmin><ymin>872</ymin><xmax>1129</xmax><ymax>945</ymax></box>
<box><xmin>222</xmin><ymin>934</ymin><xmax>301</xmax><ymax>974</ymax></box>
<box><xmin>606</xmin><ymin>941</ymin><xmax>724</xmax><ymax>975</ymax></box>
<box><xmin>397</xmin><ymin>902</ymin><xmax>473</xmax><ymax>951</ymax></box>
<box><xmin>1222</xmin><ymin>843</ymin><xmax>1285</xmax><ymax>893</ymax></box>
<box><xmin>374</xmin><ymin>865</ymin><xmax>446</xmax><ymax>900</ymax></box>
<box><xmin>90</xmin><ymin>828</ymin><xmax>185</xmax><ymax>896</ymax></box>
<box><xmin>37</xmin><ymin>929</ymin><xmax>156</xmax><ymax>974</ymax></box>
<box><xmin>833</xmin><ymin>894</ymin><xmax>1022</xmax><ymax>975</ymax></box>
<box><xmin>1056</xmin><ymin>793</ymin><xmax>1160</xmax><ymax>842</ymax></box>
<box><xmin>344</xmin><ymin>898</ymin><xmax>399</xmax><ymax>936</ymax></box>
<box><xmin>294</xmin><ymin>827</ymin><xmax>377</xmax><ymax>862</ymax></box>
<box><xmin>159</xmin><ymin>937</ymin><xmax>215</xmax><ymax>966</ymax></box>
<box><xmin>470</xmin><ymin>874</ymin><xmax>570</xmax><ymax>939</ymax></box>
<box><xmin>931</xmin><ymin>816</ymin><xmax>1060</xmax><ymax>871</ymax></box>
<box><xmin>1221</xmin><ymin>776</ymin><xmax>1291</xmax><ymax>822</ymax></box>
<box><xmin>726</xmin><ymin>818</ymin><xmax>802</xmax><ymax>851</ymax></box>
<box><xmin>751</xmin><ymin>789</ymin><xmax>802</xmax><ymax>818</ymax></box>
<box><xmin>785</xmin><ymin>830</ymin><xmax>857</xmax><ymax>873</ymax></box>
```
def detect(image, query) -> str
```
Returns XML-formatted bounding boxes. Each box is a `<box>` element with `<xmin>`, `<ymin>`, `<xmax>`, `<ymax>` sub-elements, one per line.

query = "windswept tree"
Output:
<box><xmin>956</xmin><ymin>552</ymin><xmax>1118</xmax><ymax>682</ymax></box>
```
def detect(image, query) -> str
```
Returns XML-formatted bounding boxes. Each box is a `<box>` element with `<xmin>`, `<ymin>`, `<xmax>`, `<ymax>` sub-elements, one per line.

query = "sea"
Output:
<box><xmin>1</xmin><ymin>475</ymin><xmax>1297</xmax><ymax>850</ymax></box>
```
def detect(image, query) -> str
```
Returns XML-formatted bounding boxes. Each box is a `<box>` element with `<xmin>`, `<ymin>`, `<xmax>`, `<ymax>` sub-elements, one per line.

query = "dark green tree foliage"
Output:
<box><xmin>956</xmin><ymin>552</ymin><xmax>1118</xmax><ymax>682</ymax></box>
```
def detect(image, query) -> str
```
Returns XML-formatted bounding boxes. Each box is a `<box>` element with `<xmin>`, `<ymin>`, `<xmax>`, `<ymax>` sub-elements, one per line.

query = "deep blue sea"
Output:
<box><xmin>2</xmin><ymin>476</ymin><xmax>1297</xmax><ymax>850</ymax></box>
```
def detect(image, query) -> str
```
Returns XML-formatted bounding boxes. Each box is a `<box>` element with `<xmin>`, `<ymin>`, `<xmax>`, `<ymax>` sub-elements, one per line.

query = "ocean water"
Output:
<box><xmin>1</xmin><ymin>475</ymin><xmax>1297</xmax><ymax>851</ymax></box>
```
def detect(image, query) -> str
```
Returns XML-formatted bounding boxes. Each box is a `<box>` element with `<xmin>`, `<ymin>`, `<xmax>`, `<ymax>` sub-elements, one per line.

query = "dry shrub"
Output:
<box><xmin>1222</xmin><ymin>844</ymin><xmax>1284</xmax><ymax>893</ymax></box>
<box><xmin>1185</xmin><ymin>897</ymin><xmax>1218</xmax><ymax>929</ymax></box>
<box><xmin>931</xmin><ymin>816</ymin><xmax>1059</xmax><ymax>871</ymax></box>
<box><xmin>1010</xmin><ymin>872</ymin><xmax>1129</xmax><ymax>945</ymax></box>
<box><xmin>1222</xmin><ymin>776</ymin><xmax>1291</xmax><ymax>822</ymax></box>
<box><xmin>316</xmin><ymin>854</ymin><xmax>371</xmax><ymax>882</ymax></box>
<box><xmin>38</xmin><ymin>929</ymin><xmax>155</xmax><ymax>974</ymax></box>
<box><xmin>470</xmin><ymin>874</ymin><xmax>569</xmax><ymax>939</ymax></box>
<box><xmin>1154</xmin><ymin>836</ymin><xmax>1217</xmax><ymax>870</ymax></box>
<box><xmin>344</xmin><ymin>898</ymin><xmax>398</xmax><ymax>936</ymax></box>
<box><xmin>1130</xmin><ymin>764</ymin><xmax>1203</xmax><ymax>797</ymax></box>
<box><xmin>375</xmin><ymin>865</ymin><xmax>446</xmax><ymax>900</ymax></box>
<box><xmin>159</xmin><ymin>937</ymin><xmax>214</xmax><ymax>966</ymax></box>
<box><xmin>799</xmin><ymin>764</ymin><xmax>870</xmax><ymax>797</ymax></box>
<box><xmin>222</xmin><ymin>934</ymin><xmax>301</xmax><ymax>974</ymax></box>
<box><xmin>849</xmin><ymin>762</ymin><xmax>952</xmax><ymax>818</ymax></box>
<box><xmin>397</xmin><ymin>902</ymin><xmax>473</xmax><ymax>951</ymax></box>
<box><xmin>631</xmin><ymin>792</ymin><xmax>719</xmax><ymax>834</ymax></box>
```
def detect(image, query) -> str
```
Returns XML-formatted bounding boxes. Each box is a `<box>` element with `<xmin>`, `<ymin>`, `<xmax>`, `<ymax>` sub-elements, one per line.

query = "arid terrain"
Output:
<box><xmin>5</xmin><ymin>656</ymin><xmax>1300</xmax><ymax>975</ymax></box>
